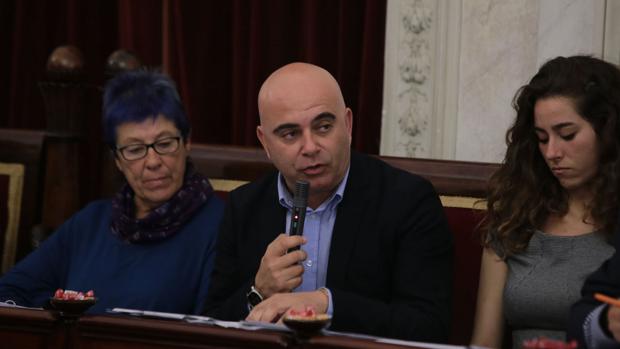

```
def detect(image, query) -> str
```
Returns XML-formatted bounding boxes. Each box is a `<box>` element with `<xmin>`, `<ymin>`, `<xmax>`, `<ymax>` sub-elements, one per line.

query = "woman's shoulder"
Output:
<box><xmin>81</xmin><ymin>199</ymin><xmax>113</xmax><ymax>212</ymax></box>
<box><xmin>44</xmin><ymin>200</ymin><xmax>113</xmax><ymax>245</ymax></box>
<box><xmin>200</xmin><ymin>193</ymin><xmax>225</xmax><ymax>217</ymax></box>
<box><xmin>183</xmin><ymin>194</ymin><xmax>225</xmax><ymax>232</ymax></box>
<box><xmin>68</xmin><ymin>200</ymin><xmax>113</xmax><ymax>223</ymax></box>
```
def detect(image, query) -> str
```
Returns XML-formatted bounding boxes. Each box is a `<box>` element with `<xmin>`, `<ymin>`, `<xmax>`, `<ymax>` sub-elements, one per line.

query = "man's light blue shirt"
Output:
<box><xmin>277</xmin><ymin>168</ymin><xmax>349</xmax><ymax>315</ymax></box>
<box><xmin>583</xmin><ymin>305</ymin><xmax>620</xmax><ymax>348</ymax></box>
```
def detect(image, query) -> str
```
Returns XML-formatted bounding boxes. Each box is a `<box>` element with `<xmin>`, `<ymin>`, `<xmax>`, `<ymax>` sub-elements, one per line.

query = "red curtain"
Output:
<box><xmin>1</xmin><ymin>0</ymin><xmax>386</xmax><ymax>154</ymax></box>
<box><xmin>1</xmin><ymin>0</ymin><xmax>119</xmax><ymax>129</ymax></box>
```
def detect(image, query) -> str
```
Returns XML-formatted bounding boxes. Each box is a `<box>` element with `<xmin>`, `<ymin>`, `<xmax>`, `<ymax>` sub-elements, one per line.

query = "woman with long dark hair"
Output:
<box><xmin>471</xmin><ymin>56</ymin><xmax>620</xmax><ymax>348</ymax></box>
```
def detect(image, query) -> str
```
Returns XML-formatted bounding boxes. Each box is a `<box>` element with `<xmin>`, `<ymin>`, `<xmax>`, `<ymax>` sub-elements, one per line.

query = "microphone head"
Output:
<box><xmin>293</xmin><ymin>180</ymin><xmax>309</xmax><ymax>207</ymax></box>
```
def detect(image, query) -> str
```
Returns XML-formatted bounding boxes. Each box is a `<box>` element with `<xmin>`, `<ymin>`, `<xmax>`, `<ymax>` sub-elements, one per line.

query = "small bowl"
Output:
<box><xmin>50</xmin><ymin>298</ymin><xmax>97</xmax><ymax>318</ymax></box>
<box><xmin>282</xmin><ymin>314</ymin><xmax>331</xmax><ymax>338</ymax></box>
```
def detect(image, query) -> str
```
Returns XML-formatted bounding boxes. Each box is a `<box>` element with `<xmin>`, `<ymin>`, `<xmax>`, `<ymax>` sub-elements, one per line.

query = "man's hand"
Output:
<box><xmin>246</xmin><ymin>290</ymin><xmax>329</xmax><ymax>323</ymax></box>
<box><xmin>254</xmin><ymin>234</ymin><xmax>307</xmax><ymax>298</ymax></box>
<box><xmin>608</xmin><ymin>305</ymin><xmax>620</xmax><ymax>341</ymax></box>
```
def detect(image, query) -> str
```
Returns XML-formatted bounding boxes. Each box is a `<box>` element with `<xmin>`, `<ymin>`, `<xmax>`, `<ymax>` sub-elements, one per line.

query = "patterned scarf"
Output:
<box><xmin>110</xmin><ymin>160</ymin><xmax>213</xmax><ymax>243</ymax></box>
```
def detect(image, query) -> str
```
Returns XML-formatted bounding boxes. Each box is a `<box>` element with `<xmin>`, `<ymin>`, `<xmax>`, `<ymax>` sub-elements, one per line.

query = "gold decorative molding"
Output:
<box><xmin>440</xmin><ymin>195</ymin><xmax>485</xmax><ymax>210</ymax></box>
<box><xmin>210</xmin><ymin>179</ymin><xmax>248</xmax><ymax>193</ymax></box>
<box><xmin>0</xmin><ymin>163</ymin><xmax>25</xmax><ymax>274</ymax></box>
<box><xmin>210</xmin><ymin>178</ymin><xmax>487</xmax><ymax>212</ymax></box>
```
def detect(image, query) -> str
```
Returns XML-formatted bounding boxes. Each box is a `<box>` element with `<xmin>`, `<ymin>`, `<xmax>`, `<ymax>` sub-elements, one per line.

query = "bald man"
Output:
<box><xmin>204</xmin><ymin>63</ymin><xmax>453</xmax><ymax>342</ymax></box>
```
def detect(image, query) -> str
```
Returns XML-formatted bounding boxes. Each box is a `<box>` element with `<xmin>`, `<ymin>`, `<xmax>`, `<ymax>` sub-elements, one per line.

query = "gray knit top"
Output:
<box><xmin>503</xmin><ymin>230</ymin><xmax>614</xmax><ymax>349</ymax></box>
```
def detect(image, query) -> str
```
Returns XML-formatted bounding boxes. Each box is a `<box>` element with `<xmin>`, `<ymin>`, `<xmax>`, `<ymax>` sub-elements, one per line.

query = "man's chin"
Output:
<box><xmin>287</xmin><ymin>173</ymin><xmax>338</xmax><ymax>193</ymax></box>
<box><xmin>307</xmin><ymin>179</ymin><xmax>338</xmax><ymax>195</ymax></box>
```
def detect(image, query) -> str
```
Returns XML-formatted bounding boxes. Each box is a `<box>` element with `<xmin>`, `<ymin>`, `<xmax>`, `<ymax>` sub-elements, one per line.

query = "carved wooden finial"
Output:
<box><xmin>105</xmin><ymin>49</ymin><xmax>141</xmax><ymax>77</ymax></box>
<box><xmin>46</xmin><ymin>45</ymin><xmax>84</xmax><ymax>73</ymax></box>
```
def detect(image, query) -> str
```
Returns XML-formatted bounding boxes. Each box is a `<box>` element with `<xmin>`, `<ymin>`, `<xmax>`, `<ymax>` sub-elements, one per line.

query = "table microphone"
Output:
<box><xmin>287</xmin><ymin>180</ymin><xmax>309</xmax><ymax>253</ymax></box>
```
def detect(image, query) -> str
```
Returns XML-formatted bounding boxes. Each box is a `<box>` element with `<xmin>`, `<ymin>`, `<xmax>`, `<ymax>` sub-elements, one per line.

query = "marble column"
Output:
<box><xmin>381</xmin><ymin>0</ymin><xmax>617</xmax><ymax>163</ymax></box>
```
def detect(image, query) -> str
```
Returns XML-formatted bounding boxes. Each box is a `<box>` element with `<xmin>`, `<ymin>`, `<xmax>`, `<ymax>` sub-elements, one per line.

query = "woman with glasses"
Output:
<box><xmin>0</xmin><ymin>70</ymin><xmax>224</xmax><ymax>314</ymax></box>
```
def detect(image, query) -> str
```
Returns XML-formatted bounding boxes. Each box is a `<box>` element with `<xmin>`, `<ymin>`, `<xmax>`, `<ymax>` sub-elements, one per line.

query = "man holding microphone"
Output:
<box><xmin>204</xmin><ymin>62</ymin><xmax>453</xmax><ymax>342</ymax></box>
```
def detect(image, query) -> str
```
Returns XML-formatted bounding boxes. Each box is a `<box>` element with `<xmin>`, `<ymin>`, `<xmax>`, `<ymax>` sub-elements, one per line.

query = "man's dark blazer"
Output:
<box><xmin>569</xmin><ymin>216</ymin><xmax>620</xmax><ymax>347</ymax></box>
<box><xmin>204</xmin><ymin>151</ymin><xmax>453</xmax><ymax>342</ymax></box>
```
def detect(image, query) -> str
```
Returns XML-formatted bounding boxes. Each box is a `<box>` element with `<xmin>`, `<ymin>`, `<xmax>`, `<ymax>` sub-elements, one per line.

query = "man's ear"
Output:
<box><xmin>345</xmin><ymin>108</ymin><xmax>353</xmax><ymax>143</ymax></box>
<box><xmin>256</xmin><ymin>126</ymin><xmax>271</xmax><ymax>159</ymax></box>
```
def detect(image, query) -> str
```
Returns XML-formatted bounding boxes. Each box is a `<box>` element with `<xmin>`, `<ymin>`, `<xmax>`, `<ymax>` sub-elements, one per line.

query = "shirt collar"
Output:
<box><xmin>277</xmin><ymin>166</ymin><xmax>350</xmax><ymax>212</ymax></box>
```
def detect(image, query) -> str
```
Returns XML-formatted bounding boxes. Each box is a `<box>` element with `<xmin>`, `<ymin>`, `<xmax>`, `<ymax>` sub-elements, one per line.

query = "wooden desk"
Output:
<box><xmin>0</xmin><ymin>306</ymin><xmax>66</xmax><ymax>349</ymax></box>
<box><xmin>76</xmin><ymin>315</ymin><xmax>289</xmax><ymax>349</ymax></box>
<box><xmin>0</xmin><ymin>307</ymin><xmax>434</xmax><ymax>349</ymax></box>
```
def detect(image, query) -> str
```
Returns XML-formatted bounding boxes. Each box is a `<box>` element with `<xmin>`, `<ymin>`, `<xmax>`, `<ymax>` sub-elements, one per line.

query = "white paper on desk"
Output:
<box><xmin>0</xmin><ymin>301</ymin><xmax>43</xmax><ymax>310</ymax></box>
<box><xmin>239</xmin><ymin>320</ymin><xmax>290</xmax><ymax>332</ymax></box>
<box><xmin>323</xmin><ymin>329</ymin><xmax>381</xmax><ymax>340</ymax></box>
<box><xmin>376</xmin><ymin>338</ymin><xmax>467</xmax><ymax>349</ymax></box>
<box><xmin>323</xmin><ymin>329</ymin><xmax>466</xmax><ymax>349</ymax></box>
<box><xmin>108</xmin><ymin>307</ymin><xmax>186</xmax><ymax>320</ymax></box>
<box><xmin>184</xmin><ymin>315</ymin><xmax>239</xmax><ymax>328</ymax></box>
<box><xmin>110</xmin><ymin>309</ymin><xmax>291</xmax><ymax>333</ymax></box>
<box><xmin>211</xmin><ymin>320</ymin><xmax>246</xmax><ymax>329</ymax></box>
<box><xmin>184</xmin><ymin>315</ymin><xmax>216</xmax><ymax>324</ymax></box>
<box><xmin>185</xmin><ymin>317</ymin><xmax>290</xmax><ymax>331</ymax></box>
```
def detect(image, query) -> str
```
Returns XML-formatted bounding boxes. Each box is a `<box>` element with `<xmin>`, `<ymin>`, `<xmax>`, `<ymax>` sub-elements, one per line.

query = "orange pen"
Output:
<box><xmin>595</xmin><ymin>293</ymin><xmax>620</xmax><ymax>307</ymax></box>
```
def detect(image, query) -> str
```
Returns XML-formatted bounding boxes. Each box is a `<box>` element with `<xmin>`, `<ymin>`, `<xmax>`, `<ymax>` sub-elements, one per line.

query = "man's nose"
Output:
<box><xmin>300</xmin><ymin>131</ymin><xmax>320</xmax><ymax>155</ymax></box>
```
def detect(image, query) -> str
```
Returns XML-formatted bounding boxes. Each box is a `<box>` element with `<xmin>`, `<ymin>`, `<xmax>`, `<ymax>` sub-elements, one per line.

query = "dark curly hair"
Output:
<box><xmin>481</xmin><ymin>56</ymin><xmax>620</xmax><ymax>257</ymax></box>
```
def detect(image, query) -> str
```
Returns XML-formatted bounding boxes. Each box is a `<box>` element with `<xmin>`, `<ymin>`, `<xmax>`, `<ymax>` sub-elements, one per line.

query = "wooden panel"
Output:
<box><xmin>41</xmin><ymin>139</ymin><xmax>82</xmax><ymax>228</ymax></box>
<box><xmin>98</xmin><ymin>144</ymin><xmax>498</xmax><ymax>199</ymax></box>
<box><xmin>189</xmin><ymin>144</ymin><xmax>275</xmax><ymax>181</ymax></box>
<box><xmin>0</xmin><ymin>129</ymin><xmax>45</xmax><ymax>261</ymax></box>
<box><xmin>0</xmin><ymin>163</ymin><xmax>25</xmax><ymax>273</ymax></box>
<box><xmin>378</xmin><ymin>155</ymin><xmax>498</xmax><ymax>197</ymax></box>
<box><xmin>75</xmin><ymin>314</ymin><xmax>431</xmax><ymax>349</ymax></box>
<box><xmin>304</xmin><ymin>335</ymin><xmax>426</xmax><ymax>349</ymax></box>
<box><xmin>0</xmin><ymin>306</ymin><xmax>435</xmax><ymax>349</ymax></box>
<box><xmin>76</xmin><ymin>315</ymin><xmax>290</xmax><ymax>349</ymax></box>
<box><xmin>187</xmin><ymin>144</ymin><xmax>498</xmax><ymax>198</ymax></box>
<box><xmin>0</xmin><ymin>307</ymin><xmax>66</xmax><ymax>349</ymax></box>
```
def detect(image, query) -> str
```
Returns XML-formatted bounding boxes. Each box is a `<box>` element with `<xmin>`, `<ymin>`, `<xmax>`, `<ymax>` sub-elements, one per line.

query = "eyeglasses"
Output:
<box><xmin>116</xmin><ymin>136</ymin><xmax>181</xmax><ymax>161</ymax></box>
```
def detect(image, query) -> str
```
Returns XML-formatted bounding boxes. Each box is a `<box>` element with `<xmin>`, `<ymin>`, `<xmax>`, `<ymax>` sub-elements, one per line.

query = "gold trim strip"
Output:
<box><xmin>210</xmin><ymin>178</ymin><xmax>487</xmax><ymax>211</ymax></box>
<box><xmin>0</xmin><ymin>163</ymin><xmax>24</xmax><ymax>274</ymax></box>
<box><xmin>440</xmin><ymin>195</ymin><xmax>486</xmax><ymax>210</ymax></box>
<box><xmin>210</xmin><ymin>179</ymin><xmax>248</xmax><ymax>193</ymax></box>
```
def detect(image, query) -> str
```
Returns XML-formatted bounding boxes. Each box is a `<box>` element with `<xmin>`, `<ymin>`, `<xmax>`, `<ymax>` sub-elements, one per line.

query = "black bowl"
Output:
<box><xmin>282</xmin><ymin>314</ymin><xmax>331</xmax><ymax>338</ymax></box>
<box><xmin>50</xmin><ymin>298</ymin><xmax>97</xmax><ymax>317</ymax></box>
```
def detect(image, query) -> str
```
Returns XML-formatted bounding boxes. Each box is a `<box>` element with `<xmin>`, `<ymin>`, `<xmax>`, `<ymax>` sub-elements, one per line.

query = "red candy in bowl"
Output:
<box><xmin>282</xmin><ymin>306</ymin><xmax>331</xmax><ymax>338</ymax></box>
<box><xmin>521</xmin><ymin>337</ymin><xmax>578</xmax><ymax>349</ymax></box>
<box><xmin>50</xmin><ymin>289</ymin><xmax>97</xmax><ymax>317</ymax></box>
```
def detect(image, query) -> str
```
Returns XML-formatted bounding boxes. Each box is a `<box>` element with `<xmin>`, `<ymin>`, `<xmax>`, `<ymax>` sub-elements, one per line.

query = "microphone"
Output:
<box><xmin>287</xmin><ymin>180</ymin><xmax>309</xmax><ymax>253</ymax></box>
